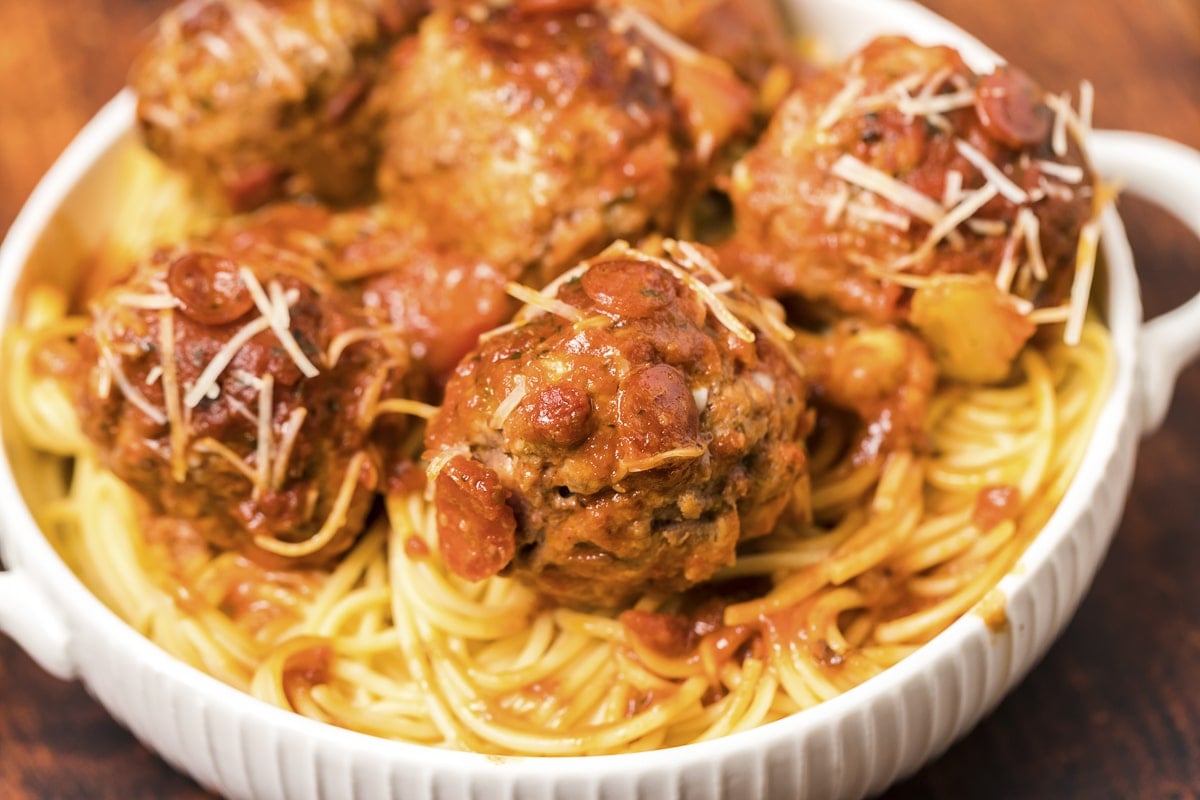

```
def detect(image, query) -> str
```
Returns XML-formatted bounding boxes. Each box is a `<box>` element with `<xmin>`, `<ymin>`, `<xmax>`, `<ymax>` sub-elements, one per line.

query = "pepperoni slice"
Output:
<box><xmin>526</xmin><ymin>384</ymin><xmax>593</xmax><ymax>448</ymax></box>
<box><xmin>616</xmin><ymin>363</ymin><xmax>701</xmax><ymax>467</ymax></box>
<box><xmin>581</xmin><ymin>259</ymin><xmax>676</xmax><ymax>319</ymax></box>
<box><xmin>167</xmin><ymin>252</ymin><xmax>255</xmax><ymax>326</ymax></box>
<box><xmin>975</xmin><ymin>66</ymin><xmax>1051</xmax><ymax>149</ymax></box>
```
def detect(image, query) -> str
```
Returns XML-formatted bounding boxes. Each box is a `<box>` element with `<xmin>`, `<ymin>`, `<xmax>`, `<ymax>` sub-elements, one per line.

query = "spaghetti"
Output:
<box><xmin>7</xmin><ymin>273</ymin><xmax>1112</xmax><ymax>755</ymax></box>
<box><xmin>1</xmin><ymin>7</ymin><xmax>1116</xmax><ymax>757</ymax></box>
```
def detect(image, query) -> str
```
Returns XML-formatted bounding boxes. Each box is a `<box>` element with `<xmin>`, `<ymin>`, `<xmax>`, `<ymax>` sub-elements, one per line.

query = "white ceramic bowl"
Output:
<box><xmin>4</xmin><ymin>1</ymin><xmax>1200</xmax><ymax>798</ymax></box>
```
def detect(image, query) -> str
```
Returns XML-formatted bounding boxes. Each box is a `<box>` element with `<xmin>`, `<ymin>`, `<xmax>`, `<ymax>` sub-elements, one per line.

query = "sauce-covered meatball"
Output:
<box><xmin>74</xmin><ymin>204</ymin><xmax>415</xmax><ymax>567</ymax></box>
<box><xmin>131</xmin><ymin>0</ymin><xmax>424</xmax><ymax>210</ymax></box>
<box><xmin>424</xmin><ymin>242</ymin><xmax>811</xmax><ymax>608</ymax></box>
<box><xmin>726</xmin><ymin>36</ymin><xmax>1099</xmax><ymax>382</ymax></box>
<box><xmin>321</xmin><ymin>208</ymin><xmax>515</xmax><ymax>383</ymax></box>
<box><xmin>378</xmin><ymin>0</ymin><xmax>752</xmax><ymax>286</ymax></box>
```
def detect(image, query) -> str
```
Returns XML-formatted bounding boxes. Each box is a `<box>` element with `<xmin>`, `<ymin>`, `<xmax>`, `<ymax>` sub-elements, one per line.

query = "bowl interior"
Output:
<box><xmin>0</xmin><ymin>0</ymin><xmax>1144</xmax><ymax>784</ymax></box>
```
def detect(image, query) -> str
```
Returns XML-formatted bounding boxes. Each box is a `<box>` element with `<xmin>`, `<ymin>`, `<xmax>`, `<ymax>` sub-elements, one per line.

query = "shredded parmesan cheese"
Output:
<box><xmin>1026</xmin><ymin>304</ymin><xmax>1072</xmax><ymax>325</ymax></box>
<box><xmin>816</xmin><ymin>76</ymin><xmax>867</xmax><ymax>131</ymax></box>
<box><xmin>1047</xmin><ymin>91</ymin><xmax>1072</xmax><ymax>157</ymax></box>
<box><xmin>266</xmin><ymin>279</ymin><xmax>319</xmax><ymax>378</ymax></box>
<box><xmin>942</xmin><ymin>169</ymin><xmax>964</xmax><ymax>207</ymax></box>
<box><xmin>967</xmin><ymin>219</ymin><xmax>1007</xmax><ymax>237</ymax></box>
<box><xmin>619</xmin><ymin>444</ymin><xmax>706</xmax><ymax>476</ymax></box>
<box><xmin>113</xmin><ymin>292</ymin><xmax>179</xmax><ymax>310</ymax></box>
<box><xmin>823</xmin><ymin>181</ymin><xmax>851</xmax><ymax>226</ymax></box>
<box><xmin>158</xmin><ymin>309</ymin><xmax>188</xmax><ymax>482</ymax></box>
<box><xmin>831</xmin><ymin>154</ymin><xmax>945</xmax><ymax>225</ymax></box>
<box><xmin>666</xmin><ymin>239</ymin><xmax>725</xmax><ymax>282</ymax></box>
<box><xmin>1078</xmin><ymin>79</ymin><xmax>1095</xmax><ymax>135</ymax></box>
<box><xmin>611</xmin><ymin>7</ymin><xmax>703</xmax><ymax>66</ymax></box>
<box><xmin>994</xmin><ymin>211</ymin><xmax>1027</xmax><ymax>293</ymax></box>
<box><xmin>631</xmin><ymin>252</ymin><xmax>756</xmax><ymax>343</ymax></box>
<box><xmin>424</xmin><ymin>445</ymin><xmax>469</xmax><ymax>501</ymax></box>
<box><xmin>1035</xmin><ymin>159</ymin><xmax>1085</xmax><ymax>184</ymax></box>
<box><xmin>1065</xmin><ymin>217</ymin><xmax>1102</xmax><ymax>345</ymax></box>
<box><xmin>238</xmin><ymin>267</ymin><xmax>319</xmax><ymax>379</ymax></box>
<box><xmin>184</xmin><ymin>316</ymin><xmax>271</xmax><ymax>408</ymax></box>
<box><xmin>225</xmin><ymin>394</ymin><xmax>258</xmax><ymax>424</ymax></box>
<box><xmin>99</xmin><ymin>343</ymin><xmax>167</xmax><ymax>425</ymax></box>
<box><xmin>270</xmin><ymin>408</ymin><xmax>306</xmax><ymax>490</ymax></box>
<box><xmin>892</xmin><ymin>183</ymin><xmax>998</xmax><ymax>270</ymax></box>
<box><xmin>506</xmin><ymin>281</ymin><xmax>586</xmax><ymax>323</ymax></box>
<box><xmin>897</xmin><ymin>88</ymin><xmax>975</xmax><ymax>117</ymax></box>
<box><xmin>847</xmin><ymin>199</ymin><xmax>912</xmax><ymax>231</ymax></box>
<box><xmin>954</xmin><ymin>139</ymin><xmax>1028</xmax><ymax>204</ymax></box>
<box><xmin>477</xmin><ymin>320</ymin><xmax>523</xmax><ymax>343</ymax></box>
<box><xmin>1017</xmin><ymin>208</ymin><xmax>1049</xmax><ymax>281</ymax></box>
<box><xmin>254</xmin><ymin>373</ymin><xmax>274</xmax><ymax>500</ymax></box>
<box><xmin>489</xmin><ymin>375</ymin><xmax>528</xmax><ymax>430</ymax></box>
<box><xmin>196</xmin><ymin>31</ymin><xmax>235</xmax><ymax>63</ymax></box>
<box><xmin>854</xmin><ymin>71</ymin><xmax>928</xmax><ymax>113</ymax></box>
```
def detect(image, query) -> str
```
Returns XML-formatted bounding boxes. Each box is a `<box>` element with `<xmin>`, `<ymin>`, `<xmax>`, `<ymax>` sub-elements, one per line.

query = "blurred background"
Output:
<box><xmin>0</xmin><ymin>1</ymin><xmax>1196</xmax><ymax>797</ymax></box>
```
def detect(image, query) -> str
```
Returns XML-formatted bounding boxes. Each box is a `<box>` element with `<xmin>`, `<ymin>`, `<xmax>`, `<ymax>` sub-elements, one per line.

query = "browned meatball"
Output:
<box><xmin>725</xmin><ymin>36</ymin><xmax>1099</xmax><ymax>382</ymax></box>
<box><xmin>377</xmin><ymin>0</ymin><xmax>753</xmax><ymax>286</ymax></box>
<box><xmin>74</xmin><ymin>204</ymin><xmax>414</xmax><ymax>567</ymax></box>
<box><xmin>424</xmin><ymin>242</ymin><xmax>811</xmax><ymax>609</ymax></box>
<box><xmin>130</xmin><ymin>0</ymin><xmax>425</xmax><ymax>210</ymax></box>
<box><xmin>318</xmin><ymin>209</ymin><xmax>515</xmax><ymax>383</ymax></box>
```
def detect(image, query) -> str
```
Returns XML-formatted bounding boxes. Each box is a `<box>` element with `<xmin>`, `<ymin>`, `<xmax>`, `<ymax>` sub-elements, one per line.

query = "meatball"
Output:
<box><xmin>130</xmin><ymin>0</ymin><xmax>425</xmax><ymax>210</ymax></box>
<box><xmin>424</xmin><ymin>242</ymin><xmax>811</xmax><ymax>608</ymax></box>
<box><xmin>320</xmin><ymin>208</ymin><xmax>515</xmax><ymax>383</ymax></box>
<box><xmin>74</xmin><ymin>204</ymin><xmax>415</xmax><ymax>567</ymax></box>
<box><xmin>725</xmin><ymin>36</ymin><xmax>1098</xmax><ymax>382</ymax></box>
<box><xmin>377</xmin><ymin>0</ymin><xmax>753</xmax><ymax>286</ymax></box>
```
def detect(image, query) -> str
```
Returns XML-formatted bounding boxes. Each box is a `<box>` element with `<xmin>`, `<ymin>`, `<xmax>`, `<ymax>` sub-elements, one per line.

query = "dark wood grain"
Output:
<box><xmin>1</xmin><ymin>1</ymin><xmax>1197</xmax><ymax>798</ymax></box>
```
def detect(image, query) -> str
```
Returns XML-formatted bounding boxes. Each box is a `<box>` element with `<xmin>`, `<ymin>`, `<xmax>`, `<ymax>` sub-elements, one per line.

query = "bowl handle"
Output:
<box><xmin>1089</xmin><ymin>130</ymin><xmax>1200</xmax><ymax>434</ymax></box>
<box><xmin>0</xmin><ymin>568</ymin><xmax>76</xmax><ymax>680</ymax></box>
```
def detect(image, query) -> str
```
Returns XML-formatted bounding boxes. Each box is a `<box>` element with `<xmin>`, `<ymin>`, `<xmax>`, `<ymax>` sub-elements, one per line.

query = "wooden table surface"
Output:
<box><xmin>1</xmin><ymin>1</ymin><xmax>1197</xmax><ymax>798</ymax></box>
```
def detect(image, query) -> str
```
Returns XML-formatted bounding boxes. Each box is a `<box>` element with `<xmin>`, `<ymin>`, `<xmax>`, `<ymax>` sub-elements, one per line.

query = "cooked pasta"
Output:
<box><xmin>2</xmin><ymin>0</ymin><xmax>1116</xmax><ymax>758</ymax></box>
<box><xmin>7</xmin><ymin>277</ymin><xmax>1111</xmax><ymax>754</ymax></box>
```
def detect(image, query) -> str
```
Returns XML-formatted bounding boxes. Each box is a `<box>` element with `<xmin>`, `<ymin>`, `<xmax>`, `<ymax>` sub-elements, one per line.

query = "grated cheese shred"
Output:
<box><xmin>424</xmin><ymin>445</ymin><xmax>470</xmax><ymax>501</ymax></box>
<box><xmin>99</xmin><ymin>340</ymin><xmax>167</xmax><ymax>426</ymax></box>
<box><xmin>254</xmin><ymin>373</ymin><xmax>274</xmax><ymax>500</ymax></box>
<box><xmin>158</xmin><ymin>308</ymin><xmax>188</xmax><ymax>482</ymax></box>
<box><xmin>238</xmin><ymin>267</ymin><xmax>319</xmax><ymax>379</ymax></box>
<box><xmin>270</xmin><ymin>408</ymin><xmax>306</xmax><ymax>490</ymax></box>
<box><xmin>831</xmin><ymin>154</ymin><xmax>945</xmax><ymax>225</ymax></box>
<box><xmin>954</xmin><ymin>139</ymin><xmax>1028</xmax><ymax>204</ymax></box>
<box><xmin>184</xmin><ymin>316</ymin><xmax>271</xmax><ymax>408</ymax></box>
<box><xmin>1017</xmin><ymin>208</ymin><xmax>1049</xmax><ymax>281</ymax></box>
<box><xmin>489</xmin><ymin>375</ymin><xmax>528</xmax><ymax>430</ymax></box>
<box><xmin>1065</xmin><ymin>217</ymin><xmax>1102</xmax><ymax>346</ymax></box>
<box><xmin>506</xmin><ymin>281</ymin><xmax>586</xmax><ymax>323</ymax></box>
